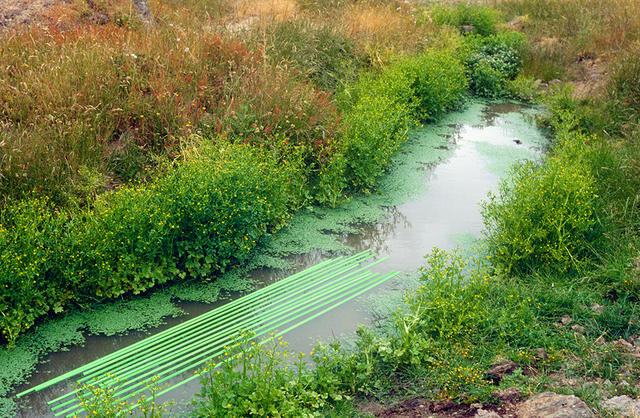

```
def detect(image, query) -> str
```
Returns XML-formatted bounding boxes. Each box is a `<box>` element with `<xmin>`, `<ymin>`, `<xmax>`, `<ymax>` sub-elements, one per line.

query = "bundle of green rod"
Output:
<box><xmin>16</xmin><ymin>250</ymin><xmax>397</xmax><ymax>417</ymax></box>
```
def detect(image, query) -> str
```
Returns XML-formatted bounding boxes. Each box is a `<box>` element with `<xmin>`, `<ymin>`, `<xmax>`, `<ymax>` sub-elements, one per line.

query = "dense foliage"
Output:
<box><xmin>0</xmin><ymin>142</ymin><xmax>302</xmax><ymax>344</ymax></box>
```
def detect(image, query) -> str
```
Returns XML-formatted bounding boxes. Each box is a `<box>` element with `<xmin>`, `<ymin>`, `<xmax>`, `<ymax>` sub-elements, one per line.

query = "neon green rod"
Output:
<box><xmin>53</xmin><ymin>269</ymin><xmax>381</xmax><ymax>415</ymax></box>
<box><xmin>61</xmin><ymin>270</ymin><xmax>397</xmax><ymax>418</ymax></box>
<box><xmin>73</xmin><ymin>267</ymin><xmax>375</xmax><ymax>391</ymax></box>
<box><xmin>48</xmin><ymin>254</ymin><xmax>379</xmax><ymax>407</ymax></box>
<box><xmin>75</xmin><ymin>253</ymin><xmax>377</xmax><ymax>384</ymax></box>
<box><xmin>17</xmin><ymin>251</ymin><xmax>371</xmax><ymax>398</ymax></box>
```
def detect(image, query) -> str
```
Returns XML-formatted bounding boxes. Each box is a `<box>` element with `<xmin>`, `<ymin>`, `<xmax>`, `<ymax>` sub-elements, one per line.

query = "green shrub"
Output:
<box><xmin>470</xmin><ymin>60</ymin><xmax>505</xmax><ymax>98</ymax></box>
<box><xmin>339</xmin><ymin>96</ymin><xmax>414</xmax><ymax>192</ymax></box>
<box><xmin>0</xmin><ymin>141</ymin><xmax>304</xmax><ymax>344</ymax></box>
<box><xmin>507</xmin><ymin>74</ymin><xmax>541</xmax><ymax>102</ymax></box>
<box><xmin>464</xmin><ymin>32</ymin><xmax>526</xmax><ymax>97</ymax></box>
<box><xmin>430</xmin><ymin>3</ymin><xmax>502</xmax><ymax>36</ymax></box>
<box><xmin>193</xmin><ymin>331</ymin><xmax>348</xmax><ymax>417</ymax></box>
<box><xmin>332</xmin><ymin>50</ymin><xmax>467</xmax><ymax>194</ymax></box>
<box><xmin>482</xmin><ymin>144</ymin><xmax>599</xmax><ymax>274</ymax></box>
<box><xmin>0</xmin><ymin>198</ymin><xmax>70</xmax><ymax>346</ymax></box>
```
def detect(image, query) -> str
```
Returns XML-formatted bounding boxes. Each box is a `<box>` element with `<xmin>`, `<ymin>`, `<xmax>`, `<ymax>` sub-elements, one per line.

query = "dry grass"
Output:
<box><xmin>0</xmin><ymin>0</ymin><xmax>362</xmax><ymax>206</ymax></box>
<box><xmin>481</xmin><ymin>0</ymin><xmax>640</xmax><ymax>81</ymax></box>
<box><xmin>233</xmin><ymin>0</ymin><xmax>297</xmax><ymax>21</ymax></box>
<box><xmin>339</xmin><ymin>3</ymin><xmax>432</xmax><ymax>64</ymax></box>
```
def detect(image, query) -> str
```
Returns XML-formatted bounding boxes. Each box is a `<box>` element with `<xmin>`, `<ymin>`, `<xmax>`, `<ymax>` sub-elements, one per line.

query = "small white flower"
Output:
<box><xmin>176</xmin><ymin>37</ymin><xmax>181</xmax><ymax>42</ymax></box>
<box><xmin>130</xmin><ymin>53</ymin><xmax>138</xmax><ymax>59</ymax></box>
<box><xmin>184</xmin><ymin>47</ymin><xmax>189</xmax><ymax>53</ymax></box>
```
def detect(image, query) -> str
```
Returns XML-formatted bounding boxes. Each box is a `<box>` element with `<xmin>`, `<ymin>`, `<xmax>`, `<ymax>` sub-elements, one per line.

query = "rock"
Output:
<box><xmin>487</xmin><ymin>360</ymin><xmax>518</xmax><ymax>383</ymax></box>
<box><xmin>601</xmin><ymin>396</ymin><xmax>640</xmax><ymax>417</ymax></box>
<box><xmin>476</xmin><ymin>409</ymin><xmax>502</xmax><ymax>418</ymax></box>
<box><xmin>535</xmin><ymin>348</ymin><xmax>549</xmax><ymax>361</ymax></box>
<box><xmin>571</xmin><ymin>324</ymin><xmax>586</xmax><ymax>333</ymax></box>
<box><xmin>561</xmin><ymin>315</ymin><xmax>573</xmax><ymax>325</ymax></box>
<box><xmin>461</xmin><ymin>24</ymin><xmax>475</xmax><ymax>33</ymax></box>
<box><xmin>492</xmin><ymin>387</ymin><xmax>523</xmax><ymax>403</ymax></box>
<box><xmin>504</xmin><ymin>15</ymin><xmax>527</xmax><ymax>31</ymax></box>
<box><xmin>517</xmin><ymin>392</ymin><xmax>593</xmax><ymax>417</ymax></box>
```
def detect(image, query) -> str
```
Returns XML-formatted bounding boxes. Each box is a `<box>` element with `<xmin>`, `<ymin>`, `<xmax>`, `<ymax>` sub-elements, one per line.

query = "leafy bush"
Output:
<box><xmin>464</xmin><ymin>32</ymin><xmax>527</xmax><ymax>97</ymax></box>
<box><xmin>193</xmin><ymin>331</ymin><xmax>348</xmax><ymax>417</ymax></box>
<box><xmin>507</xmin><ymin>74</ymin><xmax>541</xmax><ymax>102</ymax></box>
<box><xmin>328</xmin><ymin>50</ymin><xmax>467</xmax><ymax>196</ymax></box>
<box><xmin>0</xmin><ymin>141</ymin><xmax>304</xmax><ymax>344</ymax></box>
<box><xmin>0</xmin><ymin>198</ymin><xmax>70</xmax><ymax>345</ymax></box>
<box><xmin>482</xmin><ymin>137</ymin><xmax>599</xmax><ymax>274</ymax></box>
<box><xmin>430</xmin><ymin>3</ymin><xmax>502</xmax><ymax>36</ymax></box>
<box><xmin>470</xmin><ymin>60</ymin><xmax>505</xmax><ymax>98</ymax></box>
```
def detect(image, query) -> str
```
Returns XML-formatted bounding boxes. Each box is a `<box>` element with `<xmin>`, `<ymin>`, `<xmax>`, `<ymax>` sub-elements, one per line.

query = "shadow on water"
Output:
<box><xmin>13</xmin><ymin>102</ymin><xmax>546</xmax><ymax>417</ymax></box>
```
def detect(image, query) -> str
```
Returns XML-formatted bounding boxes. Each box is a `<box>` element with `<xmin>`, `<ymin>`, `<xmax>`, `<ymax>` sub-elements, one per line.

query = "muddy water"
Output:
<box><xmin>14</xmin><ymin>102</ymin><xmax>546</xmax><ymax>416</ymax></box>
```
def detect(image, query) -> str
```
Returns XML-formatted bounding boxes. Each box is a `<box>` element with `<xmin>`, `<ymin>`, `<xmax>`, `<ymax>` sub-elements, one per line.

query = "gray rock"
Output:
<box><xmin>461</xmin><ymin>24</ymin><xmax>475</xmax><ymax>33</ymax></box>
<box><xmin>590</xmin><ymin>303</ymin><xmax>604</xmax><ymax>313</ymax></box>
<box><xmin>476</xmin><ymin>409</ymin><xmax>501</xmax><ymax>418</ymax></box>
<box><xmin>602</xmin><ymin>396</ymin><xmax>640</xmax><ymax>417</ymax></box>
<box><xmin>487</xmin><ymin>360</ymin><xmax>518</xmax><ymax>382</ymax></box>
<box><xmin>517</xmin><ymin>392</ymin><xmax>592</xmax><ymax>417</ymax></box>
<box><xmin>571</xmin><ymin>324</ymin><xmax>586</xmax><ymax>333</ymax></box>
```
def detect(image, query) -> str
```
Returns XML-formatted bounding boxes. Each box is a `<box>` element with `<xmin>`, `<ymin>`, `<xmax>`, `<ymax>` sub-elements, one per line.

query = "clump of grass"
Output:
<box><xmin>486</xmin><ymin>0</ymin><xmax>640</xmax><ymax>81</ymax></box>
<box><xmin>430</xmin><ymin>2</ymin><xmax>502</xmax><ymax>36</ymax></box>
<box><xmin>609</xmin><ymin>43</ymin><xmax>640</xmax><ymax>110</ymax></box>
<box><xmin>260</xmin><ymin>19</ymin><xmax>366</xmax><ymax>91</ymax></box>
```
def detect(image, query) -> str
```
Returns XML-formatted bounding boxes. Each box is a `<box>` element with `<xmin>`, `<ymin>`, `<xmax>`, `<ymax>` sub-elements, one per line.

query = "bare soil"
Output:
<box><xmin>0</xmin><ymin>0</ymin><xmax>66</xmax><ymax>30</ymax></box>
<box><xmin>359</xmin><ymin>397</ymin><xmax>520</xmax><ymax>418</ymax></box>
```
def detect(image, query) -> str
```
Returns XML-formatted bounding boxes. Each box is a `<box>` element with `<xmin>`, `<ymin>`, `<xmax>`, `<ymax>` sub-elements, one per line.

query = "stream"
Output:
<box><xmin>13</xmin><ymin>101</ymin><xmax>547</xmax><ymax>417</ymax></box>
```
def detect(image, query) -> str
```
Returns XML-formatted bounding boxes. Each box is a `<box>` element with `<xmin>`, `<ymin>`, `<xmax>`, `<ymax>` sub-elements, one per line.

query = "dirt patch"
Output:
<box><xmin>572</xmin><ymin>55</ymin><xmax>608</xmax><ymax>100</ymax></box>
<box><xmin>0</xmin><ymin>0</ymin><xmax>66</xmax><ymax>30</ymax></box>
<box><xmin>359</xmin><ymin>397</ymin><xmax>520</xmax><ymax>417</ymax></box>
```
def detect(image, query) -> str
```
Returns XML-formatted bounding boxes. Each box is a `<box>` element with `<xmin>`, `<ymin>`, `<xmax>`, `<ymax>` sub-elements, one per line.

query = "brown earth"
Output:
<box><xmin>0</xmin><ymin>0</ymin><xmax>67</xmax><ymax>30</ymax></box>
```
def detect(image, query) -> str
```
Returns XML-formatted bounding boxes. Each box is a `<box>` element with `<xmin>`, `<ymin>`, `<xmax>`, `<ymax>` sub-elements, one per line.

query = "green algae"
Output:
<box><xmin>475</xmin><ymin>141</ymin><xmax>537</xmax><ymax>177</ymax></box>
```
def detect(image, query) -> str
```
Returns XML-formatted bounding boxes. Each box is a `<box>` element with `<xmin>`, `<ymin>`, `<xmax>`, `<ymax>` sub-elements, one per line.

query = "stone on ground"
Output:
<box><xmin>517</xmin><ymin>392</ymin><xmax>592</xmax><ymax>417</ymax></box>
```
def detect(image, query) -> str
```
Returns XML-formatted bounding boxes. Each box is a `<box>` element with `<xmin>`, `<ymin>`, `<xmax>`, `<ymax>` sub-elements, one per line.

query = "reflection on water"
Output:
<box><xmin>14</xmin><ymin>102</ymin><xmax>546</xmax><ymax>417</ymax></box>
